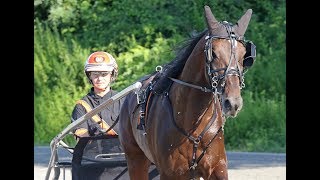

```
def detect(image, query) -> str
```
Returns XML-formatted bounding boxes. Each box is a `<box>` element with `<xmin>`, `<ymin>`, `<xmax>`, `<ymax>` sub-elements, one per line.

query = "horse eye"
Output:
<box><xmin>211</xmin><ymin>51</ymin><xmax>217</xmax><ymax>59</ymax></box>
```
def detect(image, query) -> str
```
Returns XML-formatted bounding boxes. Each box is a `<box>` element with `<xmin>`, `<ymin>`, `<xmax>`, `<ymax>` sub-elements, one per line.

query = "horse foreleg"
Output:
<box><xmin>126</xmin><ymin>153</ymin><xmax>151</xmax><ymax>180</ymax></box>
<box><xmin>209</xmin><ymin>158</ymin><xmax>228</xmax><ymax>180</ymax></box>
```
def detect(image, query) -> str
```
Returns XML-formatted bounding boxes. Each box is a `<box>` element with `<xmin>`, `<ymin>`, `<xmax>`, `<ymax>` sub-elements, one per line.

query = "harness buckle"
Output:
<box><xmin>189</xmin><ymin>162</ymin><xmax>197</xmax><ymax>170</ymax></box>
<box><xmin>136</xmin><ymin>89</ymin><xmax>146</xmax><ymax>104</ymax></box>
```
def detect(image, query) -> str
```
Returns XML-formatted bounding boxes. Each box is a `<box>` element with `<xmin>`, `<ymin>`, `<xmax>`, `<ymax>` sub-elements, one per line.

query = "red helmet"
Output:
<box><xmin>84</xmin><ymin>51</ymin><xmax>118</xmax><ymax>82</ymax></box>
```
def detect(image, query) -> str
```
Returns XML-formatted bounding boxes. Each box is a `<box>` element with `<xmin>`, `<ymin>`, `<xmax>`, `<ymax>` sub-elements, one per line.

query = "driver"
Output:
<box><xmin>70</xmin><ymin>51</ymin><xmax>124</xmax><ymax>138</ymax></box>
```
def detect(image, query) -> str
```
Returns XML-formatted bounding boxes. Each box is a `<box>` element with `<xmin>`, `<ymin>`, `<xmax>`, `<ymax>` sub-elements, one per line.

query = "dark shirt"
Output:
<box><xmin>70</xmin><ymin>87</ymin><xmax>125</xmax><ymax>180</ymax></box>
<box><xmin>71</xmin><ymin>87</ymin><xmax>125</xmax><ymax>136</ymax></box>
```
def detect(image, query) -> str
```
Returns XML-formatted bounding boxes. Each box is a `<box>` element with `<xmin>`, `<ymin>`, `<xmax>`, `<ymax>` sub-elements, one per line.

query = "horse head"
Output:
<box><xmin>204</xmin><ymin>5</ymin><xmax>255</xmax><ymax>118</ymax></box>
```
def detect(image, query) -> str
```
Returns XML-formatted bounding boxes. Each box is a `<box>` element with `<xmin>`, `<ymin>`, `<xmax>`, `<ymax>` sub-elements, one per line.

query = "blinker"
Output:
<box><xmin>243</xmin><ymin>41</ymin><xmax>256</xmax><ymax>67</ymax></box>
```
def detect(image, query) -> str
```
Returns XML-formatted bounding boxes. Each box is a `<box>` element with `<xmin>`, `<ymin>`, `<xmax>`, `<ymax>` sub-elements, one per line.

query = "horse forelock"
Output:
<box><xmin>210</xmin><ymin>24</ymin><xmax>230</xmax><ymax>37</ymax></box>
<box><xmin>210</xmin><ymin>22</ymin><xmax>247</xmax><ymax>38</ymax></box>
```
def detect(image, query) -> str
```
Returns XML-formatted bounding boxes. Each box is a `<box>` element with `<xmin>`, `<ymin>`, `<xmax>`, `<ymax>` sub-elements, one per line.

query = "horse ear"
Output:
<box><xmin>204</xmin><ymin>5</ymin><xmax>220</xmax><ymax>33</ymax></box>
<box><xmin>234</xmin><ymin>9</ymin><xmax>253</xmax><ymax>36</ymax></box>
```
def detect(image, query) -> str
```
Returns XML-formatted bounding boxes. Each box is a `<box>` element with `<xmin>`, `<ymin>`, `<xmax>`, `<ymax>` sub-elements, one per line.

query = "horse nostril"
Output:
<box><xmin>224</xmin><ymin>99</ymin><xmax>231</xmax><ymax>110</ymax></box>
<box><xmin>234</xmin><ymin>104</ymin><xmax>238</xmax><ymax>111</ymax></box>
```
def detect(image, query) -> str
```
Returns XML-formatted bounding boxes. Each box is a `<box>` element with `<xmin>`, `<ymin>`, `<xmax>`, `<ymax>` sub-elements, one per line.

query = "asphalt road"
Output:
<box><xmin>34</xmin><ymin>146</ymin><xmax>285</xmax><ymax>180</ymax></box>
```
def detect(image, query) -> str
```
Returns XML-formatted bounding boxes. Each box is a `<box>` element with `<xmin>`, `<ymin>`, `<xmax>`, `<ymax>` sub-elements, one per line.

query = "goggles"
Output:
<box><xmin>90</xmin><ymin>71</ymin><xmax>112</xmax><ymax>78</ymax></box>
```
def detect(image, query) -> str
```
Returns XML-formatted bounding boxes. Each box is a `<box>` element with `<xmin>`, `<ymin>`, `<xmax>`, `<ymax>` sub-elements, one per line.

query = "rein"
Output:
<box><xmin>168</xmin><ymin>77</ymin><xmax>220</xmax><ymax>93</ymax></box>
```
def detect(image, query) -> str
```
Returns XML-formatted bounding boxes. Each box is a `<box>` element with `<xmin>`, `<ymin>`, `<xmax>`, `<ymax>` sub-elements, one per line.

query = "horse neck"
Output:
<box><xmin>169</xmin><ymin>85</ymin><xmax>223</xmax><ymax>133</ymax></box>
<box><xmin>169</xmin><ymin>36</ymin><xmax>224</xmax><ymax>131</ymax></box>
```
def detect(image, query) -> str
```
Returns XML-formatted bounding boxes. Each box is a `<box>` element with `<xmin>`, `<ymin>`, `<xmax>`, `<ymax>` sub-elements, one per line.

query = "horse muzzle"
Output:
<box><xmin>221</xmin><ymin>96</ymin><xmax>243</xmax><ymax>118</ymax></box>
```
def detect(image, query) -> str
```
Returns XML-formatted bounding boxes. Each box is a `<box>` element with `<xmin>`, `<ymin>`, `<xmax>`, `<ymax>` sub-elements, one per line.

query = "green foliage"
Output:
<box><xmin>243</xmin><ymin>0</ymin><xmax>286</xmax><ymax>98</ymax></box>
<box><xmin>113</xmin><ymin>33</ymin><xmax>178</xmax><ymax>90</ymax></box>
<box><xmin>35</xmin><ymin>0</ymin><xmax>207</xmax><ymax>53</ymax></box>
<box><xmin>34</xmin><ymin>20</ymin><xmax>92</xmax><ymax>144</ymax></box>
<box><xmin>34</xmin><ymin>0</ymin><xmax>286</xmax><ymax>152</ymax></box>
<box><xmin>224</xmin><ymin>91</ymin><xmax>286</xmax><ymax>153</ymax></box>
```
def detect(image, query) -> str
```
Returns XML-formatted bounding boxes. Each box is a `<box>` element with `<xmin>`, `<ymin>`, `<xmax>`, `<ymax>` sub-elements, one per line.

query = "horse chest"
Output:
<box><xmin>157</xmin><ymin>147</ymin><xmax>219</xmax><ymax>177</ymax></box>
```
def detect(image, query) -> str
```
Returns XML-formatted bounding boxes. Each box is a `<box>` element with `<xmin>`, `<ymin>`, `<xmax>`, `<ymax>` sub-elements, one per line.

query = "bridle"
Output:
<box><xmin>205</xmin><ymin>21</ymin><xmax>246</xmax><ymax>91</ymax></box>
<box><xmin>169</xmin><ymin>22</ymin><xmax>249</xmax><ymax>103</ymax></box>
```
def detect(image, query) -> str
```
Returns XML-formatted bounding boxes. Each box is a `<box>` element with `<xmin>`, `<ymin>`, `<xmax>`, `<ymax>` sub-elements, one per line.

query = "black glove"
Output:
<box><xmin>88</xmin><ymin>122</ymin><xmax>101</xmax><ymax>136</ymax></box>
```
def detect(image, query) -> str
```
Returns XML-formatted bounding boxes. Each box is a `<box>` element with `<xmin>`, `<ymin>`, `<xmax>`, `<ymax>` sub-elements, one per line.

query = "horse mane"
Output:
<box><xmin>152</xmin><ymin>29</ymin><xmax>209</xmax><ymax>94</ymax></box>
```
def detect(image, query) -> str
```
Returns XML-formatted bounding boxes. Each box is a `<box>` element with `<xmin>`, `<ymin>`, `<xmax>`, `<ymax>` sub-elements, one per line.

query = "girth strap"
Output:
<box><xmin>137</xmin><ymin>87</ymin><xmax>154</xmax><ymax>134</ymax></box>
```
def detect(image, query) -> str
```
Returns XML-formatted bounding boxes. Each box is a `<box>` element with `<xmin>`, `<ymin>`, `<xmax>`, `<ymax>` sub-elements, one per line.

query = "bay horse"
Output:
<box><xmin>118</xmin><ymin>5</ymin><xmax>255</xmax><ymax>180</ymax></box>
